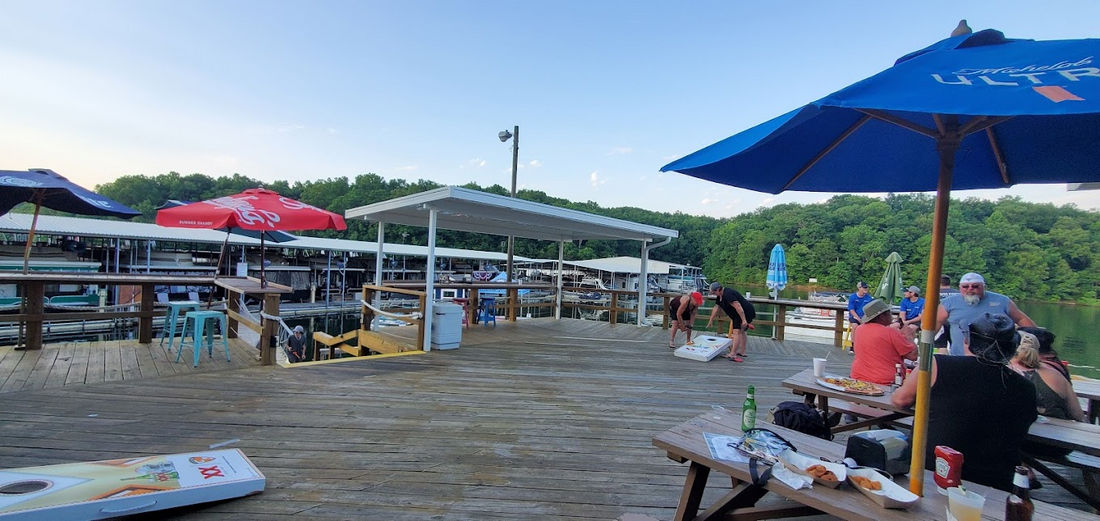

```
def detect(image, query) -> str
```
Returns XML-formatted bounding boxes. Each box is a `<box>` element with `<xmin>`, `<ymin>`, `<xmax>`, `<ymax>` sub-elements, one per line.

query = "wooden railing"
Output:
<box><xmin>1</xmin><ymin>272</ymin><xmax>851</xmax><ymax>356</ymax></box>
<box><xmin>0</xmin><ymin>273</ymin><xmax>217</xmax><ymax>350</ymax></box>
<box><xmin>556</xmin><ymin>289</ymin><xmax>850</xmax><ymax>348</ymax></box>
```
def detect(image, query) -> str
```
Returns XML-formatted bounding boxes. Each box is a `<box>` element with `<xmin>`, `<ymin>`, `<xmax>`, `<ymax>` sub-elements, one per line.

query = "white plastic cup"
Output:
<box><xmin>812</xmin><ymin>358</ymin><xmax>826</xmax><ymax>378</ymax></box>
<box><xmin>946</xmin><ymin>487</ymin><xmax>985</xmax><ymax>521</ymax></box>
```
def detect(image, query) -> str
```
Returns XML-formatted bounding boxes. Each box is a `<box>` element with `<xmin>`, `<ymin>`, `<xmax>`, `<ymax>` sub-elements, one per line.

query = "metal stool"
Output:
<box><xmin>177</xmin><ymin>310</ymin><xmax>230</xmax><ymax>367</ymax></box>
<box><xmin>160</xmin><ymin>300</ymin><xmax>200</xmax><ymax>351</ymax></box>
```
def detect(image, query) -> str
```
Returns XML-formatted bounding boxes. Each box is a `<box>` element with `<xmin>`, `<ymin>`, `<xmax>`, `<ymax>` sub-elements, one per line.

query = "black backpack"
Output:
<box><xmin>770</xmin><ymin>401</ymin><xmax>833</xmax><ymax>440</ymax></box>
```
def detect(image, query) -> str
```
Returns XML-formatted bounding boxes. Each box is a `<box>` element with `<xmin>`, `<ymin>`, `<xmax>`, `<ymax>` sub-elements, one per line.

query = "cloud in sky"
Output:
<box><xmin>528</xmin><ymin>159</ymin><xmax>541</xmax><ymax>168</ymax></box>
<box><xmin>461</xmin><ymin>158</ymin><xmax>486</xmax><ymax>169</ymax></box>
<box><xmin>606</xmin><ymin>146</ymin><xmax>632</xmax><ymax>156</ymax></box>
<box><xmin>589</xmin><ymin>170</ymin><xmax>606</xmax><ymax>187</ymax></box>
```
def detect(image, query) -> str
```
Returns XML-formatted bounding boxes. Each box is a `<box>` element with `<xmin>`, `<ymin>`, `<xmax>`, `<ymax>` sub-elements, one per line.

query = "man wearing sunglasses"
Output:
<box><xmin>935</xmin><ymin>272</ymin><xmax>1035</xmax><ymax>356</ymax></box>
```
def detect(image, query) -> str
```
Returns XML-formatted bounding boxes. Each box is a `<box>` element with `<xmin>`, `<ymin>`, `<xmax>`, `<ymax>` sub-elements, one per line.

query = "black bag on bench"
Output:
<box><xmin>770</xmin><ymin>401</ymin><xmax>833</xmax><ymax>440</ymax></box>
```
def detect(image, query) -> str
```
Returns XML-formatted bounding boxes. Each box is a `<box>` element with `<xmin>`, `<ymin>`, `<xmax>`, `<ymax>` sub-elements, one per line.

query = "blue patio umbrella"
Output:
<box><xmin>765</xmin><ymin>244</ymin><xmax>787</xmax><ymax>299</ymax></box>
<box><xmin>662</xmin><ymin>26</ymin><xmax>1100</xmax><ymax>494</ymax></box>
<box><xmin>0</xmin><ymin>169</ymin><xmax>141</xmax><ymax>273</ymax></box>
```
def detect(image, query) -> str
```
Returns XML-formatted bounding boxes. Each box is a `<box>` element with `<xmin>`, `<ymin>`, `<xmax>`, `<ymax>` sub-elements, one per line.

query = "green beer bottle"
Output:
<box><xmin>741</xmin><ymin>384</ymin><xmax>757</xmax><ymax>431</ymax></box>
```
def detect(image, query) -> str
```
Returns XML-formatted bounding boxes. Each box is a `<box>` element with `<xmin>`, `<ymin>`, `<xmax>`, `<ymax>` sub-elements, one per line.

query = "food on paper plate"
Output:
<box><xmin>805</xmin><ymin>464</ymin><xmax>838</xmax><ymax>482</ymax></box>
<box><xmin>851</xmin><ymin>475</ymin><xmax>883</xmax><ymax>490</ymax></box>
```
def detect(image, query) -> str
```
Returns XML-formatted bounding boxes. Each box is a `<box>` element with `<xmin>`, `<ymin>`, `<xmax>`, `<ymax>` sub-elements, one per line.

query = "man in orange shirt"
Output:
<box><xmin>851</xmin><ymin>299</ymin><xmax>916</xmax><ymax>384</ymax></box>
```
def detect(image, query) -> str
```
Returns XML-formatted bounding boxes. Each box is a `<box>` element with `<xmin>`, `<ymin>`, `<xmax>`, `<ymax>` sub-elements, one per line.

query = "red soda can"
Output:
<box><xmin>934</xmin><ymin>445</ymin><xmax>964</xmax><ymax>494</ymax></box>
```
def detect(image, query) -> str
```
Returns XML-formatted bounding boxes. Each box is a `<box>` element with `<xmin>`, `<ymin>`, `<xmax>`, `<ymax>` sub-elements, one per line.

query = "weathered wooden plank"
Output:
<box><xmin>84</xmin><ymin>340</ymin><xmax>106</xmax><ymax>385</ymax></box>
<box><xmin>63</xmin><ymin>341</ymin><xmax>91</xmax><ymax>386</ymax></box>
<box><xmin>20</xmin><ymin>345</ymin><xmax>58</xmax><ymax>391</ymax></box>
<box><xmin>43</xmin><ymin>341</ymin><xmax>76</xmax><ymax>389</ymax></box>
<box><xmin>103</xmin><ymin>341</ymin><xmax>123</xmax><ymax>382</ymax></box>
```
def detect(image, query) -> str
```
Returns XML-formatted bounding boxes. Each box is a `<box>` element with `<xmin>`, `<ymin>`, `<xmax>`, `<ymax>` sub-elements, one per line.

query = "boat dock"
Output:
<box><xmin>0</xmin><ymin>318</ymin><xmax>1091</xmax><ymax>519</ymax></box>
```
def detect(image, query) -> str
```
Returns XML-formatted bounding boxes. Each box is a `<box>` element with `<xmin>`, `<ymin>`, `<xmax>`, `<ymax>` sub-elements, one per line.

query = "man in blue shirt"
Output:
<box><xmin>847</xmin><ymin>281</ymin><xmax>875</xmax><ymax>325</ymax></box>
<box><xmin>935</xmin><ymin>272</ymin><xmax>1035</xmax><ymax>356</ymax></box>
<box><xmin>898</xmin><ymin>285</ymin><xmax>925</xmax><ymax>327</ymax></box>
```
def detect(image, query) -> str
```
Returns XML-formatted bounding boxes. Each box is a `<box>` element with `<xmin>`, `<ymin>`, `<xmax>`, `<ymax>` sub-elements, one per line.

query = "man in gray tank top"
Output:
<box><xmin>935</xmin><ymin>272</ymin><xmax>1036</xmax><ymax>355</ymax></box>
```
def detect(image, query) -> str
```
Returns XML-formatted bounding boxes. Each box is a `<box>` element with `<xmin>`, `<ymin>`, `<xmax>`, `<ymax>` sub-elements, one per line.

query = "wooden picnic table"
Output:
<box><xmin>781</xmin><ymin>368</ymin><xmax>911</xmax><ymax>434</ymax></box>
<box><xmin>652</xmin><ymin>407</ymin><xmax>1098</xmax><ymax>521</ymax></box>
<box><xmin>1072</xmin><ymin>378</ymin><xmax>1100</xmax><ymax>424</ymax></box>
<box><xmin>783</xmin><ymin>368</ymin><xmax>1100</xmax><ymax>510</ymax></box>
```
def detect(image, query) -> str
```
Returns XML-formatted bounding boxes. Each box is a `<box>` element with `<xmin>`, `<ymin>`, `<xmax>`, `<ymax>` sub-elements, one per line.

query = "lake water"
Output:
<box><xmin>740</xmin><ymin>283</ymin><xmax>1099</xmax><ymax>380</ymax></box>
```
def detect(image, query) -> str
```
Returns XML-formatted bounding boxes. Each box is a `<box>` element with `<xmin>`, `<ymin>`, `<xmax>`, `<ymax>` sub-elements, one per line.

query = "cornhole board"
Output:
<box><xmin>673</xmin><ymin>335</ymin><xmax>731</xmax><ymax>362</ymax></box>
<box><xmin>0</xmin><ymin>449</ymin><xmax>264</xmax><ymax>520</ymax></box>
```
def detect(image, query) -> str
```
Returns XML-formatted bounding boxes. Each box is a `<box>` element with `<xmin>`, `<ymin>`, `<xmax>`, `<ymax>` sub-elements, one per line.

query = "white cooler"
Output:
<box><xmin>431</xmin><ymin>302</ymin><xmax>463</xmax><ymax>350</ymax></box>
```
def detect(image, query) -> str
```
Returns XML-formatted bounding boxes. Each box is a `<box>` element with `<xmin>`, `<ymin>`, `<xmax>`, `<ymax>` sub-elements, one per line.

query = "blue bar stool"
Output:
<box><xmin>176</xmin><ymin>310</ymin><xmax>230</xmax><ymax>367</ymax></box>
<box><xmin>160</xmin><ymin>300</ymin><xmax>200</xmax><ymax>351</ymax></box>
<box><xmin>479</xmin><ymin>298</ymin><xmax>497</xmax><ymax>327</ymax></box>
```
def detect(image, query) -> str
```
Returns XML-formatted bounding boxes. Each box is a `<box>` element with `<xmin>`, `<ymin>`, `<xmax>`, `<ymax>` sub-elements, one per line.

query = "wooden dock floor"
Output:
<box><xmin>0</xmin><ymin>337</ymin><xmax>261</xmax><ymax>393</ymax></box>
<box><xmin>0</xmin><ymin>318</ymin><xmax>1090</xmax><ymax>519</ymax></box>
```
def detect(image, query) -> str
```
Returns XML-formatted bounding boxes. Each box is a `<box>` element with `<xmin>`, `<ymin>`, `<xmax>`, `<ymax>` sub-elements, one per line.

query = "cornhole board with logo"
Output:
<box><xmin>0</xmin><ymin>449</ymin><xmax>264</xmax><ymax>520</ymax></box>
<box><xmin>673</xmin><ymin>335</ymin><xmax>732</xmax><ymax>362</ymax></box>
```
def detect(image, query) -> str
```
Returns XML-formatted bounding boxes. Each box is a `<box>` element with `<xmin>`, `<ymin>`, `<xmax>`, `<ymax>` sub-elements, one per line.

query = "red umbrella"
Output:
<box><xmin>156</xmin><ymin>188</ymin><xmax>347</xmax><ymax>286</ymax></box>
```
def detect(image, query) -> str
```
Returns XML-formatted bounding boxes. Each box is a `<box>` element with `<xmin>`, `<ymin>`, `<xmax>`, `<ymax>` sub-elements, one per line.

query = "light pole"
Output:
<box><xmin>498</xmin><ymin>125</ymin><xmax>519</xmax><ymax>284</ymax></box>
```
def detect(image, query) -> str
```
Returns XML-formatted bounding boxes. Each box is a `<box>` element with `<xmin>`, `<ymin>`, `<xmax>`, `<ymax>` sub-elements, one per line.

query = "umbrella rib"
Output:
<box><xmin>985</xmin><ymin>127</ymin><xmax>1012</xmax><ymax>185</ymax></box>
<box><xmin>860</xmin><ymin>109</ymin><xmax>938</xmax><ymax>138</ymax></box>
<box><xmin>784</xmin><ymin>114</ymin><xmax>872</xmax><ymax>191</ymax></box>
<box><xmin>959</xmin><ymin>115</ymin><xmax>1012</xmax><ymax>136</ymax></box>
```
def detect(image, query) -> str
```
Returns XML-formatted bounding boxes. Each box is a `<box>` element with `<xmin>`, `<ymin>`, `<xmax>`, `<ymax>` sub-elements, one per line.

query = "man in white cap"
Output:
<box><xmin>935</xmin><ymin>272</ymin><xmax>1035</xmax><ymax>356</ymax></box>
<box><xmin>286</xmin><ymin>325</ymin><xmax>307</xmax><ymax>363</ymax></box>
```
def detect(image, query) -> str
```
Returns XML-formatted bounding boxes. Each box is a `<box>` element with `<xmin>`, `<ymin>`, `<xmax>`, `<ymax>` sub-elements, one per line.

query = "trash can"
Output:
<box><xmin>431</xmin><ymin>302</ymin><xmax>463</xmax><ymax>350</ymax></box>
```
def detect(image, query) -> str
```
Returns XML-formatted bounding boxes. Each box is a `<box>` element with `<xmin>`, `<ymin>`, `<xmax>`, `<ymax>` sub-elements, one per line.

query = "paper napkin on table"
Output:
<box><xmin>773</xmin><ymin>465</ymin><xmax>813</xmax><ymax>490</ymax></box>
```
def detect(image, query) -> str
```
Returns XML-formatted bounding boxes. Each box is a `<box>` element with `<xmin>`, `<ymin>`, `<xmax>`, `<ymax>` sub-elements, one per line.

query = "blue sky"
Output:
<box><xmin>2</xmin><ymin>1</ymin><xmax>1098</xmax><ymax>218</ymax></box>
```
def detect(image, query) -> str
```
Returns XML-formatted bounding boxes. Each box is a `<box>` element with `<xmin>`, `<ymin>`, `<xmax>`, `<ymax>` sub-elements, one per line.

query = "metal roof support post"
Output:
<box><xmin>374</xmin><ymin>222</ymin><xmax>384</xmax><ymax>309</ymax></box>
<box><xmin>325</xmin><ymin>251</ymin><xmax>333</xmax><ymax>307</ymax></box>
<box><xmin>639</xmin><ymin>236</ymin><xmax>673</xmax><ymax>326</ymax></box>
<box><xmin>555</xmin><ymin>240</ymin><xmax>564</xmax><ymax>320</ymax></box>
<box><xmin>423</xmin><ymin>208</ymin><xmax>437</xmax><ymax>351</ymax></box>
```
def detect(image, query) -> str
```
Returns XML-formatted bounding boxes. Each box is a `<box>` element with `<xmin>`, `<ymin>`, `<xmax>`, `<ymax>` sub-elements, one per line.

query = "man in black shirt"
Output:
<box><xmin>286</xmin><ymin>325</ymin><xmax>307</xmax><ymax>363</ymax></box>
<box><xmin>892</xmin><ymin>313</ymin><xmax>1036</xmax><ymax>491</ymax></box>
<box><xmin>706</xmin><ymin>282</ymin><xmax>756</xmax><ymax>362</ymax></box>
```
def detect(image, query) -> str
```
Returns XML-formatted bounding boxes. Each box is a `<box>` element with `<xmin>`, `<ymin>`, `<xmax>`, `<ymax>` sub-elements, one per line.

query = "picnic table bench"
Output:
<box><xmin>782</xmin><ymin>368</ymin><xmax>1100</xmax><ymax>511</ymax></box>
<box><xmin>1073</xmin><ymin>378</ymin><xmax>1100</xmax><ymax>424</ymax></box>
<box><xmin>652</xmin><ymin>407</ymin><xmax>1099</xmax><ymax>520</ymax></box>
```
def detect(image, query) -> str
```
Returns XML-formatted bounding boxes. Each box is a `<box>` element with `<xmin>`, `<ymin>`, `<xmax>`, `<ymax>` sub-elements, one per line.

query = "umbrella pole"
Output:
<box><xmin>260</xmin><ymin>234</ymin><xmax>266</xmax><ymax>288</ymax></box>
<box><xmin>18</xmin><ymin>194</ymin><xmax>45</xmax><ymax>349</ymax></box>
<box><xmin>208</xmin><ymin>231</ymin><xmax>231</xmax><ymax>309</ymax></box>
<box><xmin>908</xmin><ymin>132</ymin><xmax>958</xmax><ymax>495</ymax></box>
<box><xmin>21</xmin><ymin>193</ymin><xmax>45</xmax><ymax>275</ymax></box>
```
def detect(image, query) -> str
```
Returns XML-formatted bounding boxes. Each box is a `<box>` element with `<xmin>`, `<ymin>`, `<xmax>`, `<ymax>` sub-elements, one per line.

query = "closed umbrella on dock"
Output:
<box><xmin>765</xmin><ymin>244</ymin><xmax>787</xmax><ymax>299</ymax></box>
<box><xmin>874</xmin><ymin>251</ymin><xmax>905</xmax><ymax>305</ymax></box>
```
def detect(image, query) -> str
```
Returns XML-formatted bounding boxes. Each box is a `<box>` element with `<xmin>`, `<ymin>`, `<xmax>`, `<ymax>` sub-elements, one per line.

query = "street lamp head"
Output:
<box><xmin>498</xmin><ymin>129</ymin><xmax>513</xmax><ymax>142</ymax></box>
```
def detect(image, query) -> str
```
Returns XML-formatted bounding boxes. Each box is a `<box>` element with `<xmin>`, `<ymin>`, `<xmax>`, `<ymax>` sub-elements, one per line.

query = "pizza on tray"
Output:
<box><xmin>818</xmin><ymin>376</ymin><xmax>885</xmax><ymax>396</ymax></box>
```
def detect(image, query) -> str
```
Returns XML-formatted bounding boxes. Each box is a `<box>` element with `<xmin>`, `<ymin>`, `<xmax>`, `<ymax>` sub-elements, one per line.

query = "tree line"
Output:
<box><xmin>43</xmin><ymin>172</ymin><xmax>1100</xmax><ymax>304</ymax></box>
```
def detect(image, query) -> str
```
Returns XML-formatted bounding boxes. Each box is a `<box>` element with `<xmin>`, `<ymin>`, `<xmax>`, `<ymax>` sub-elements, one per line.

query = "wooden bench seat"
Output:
<box><xmin>826</xmin><ymin>399</ymin><xmax>910</xmax><ymax>431</ymax></box>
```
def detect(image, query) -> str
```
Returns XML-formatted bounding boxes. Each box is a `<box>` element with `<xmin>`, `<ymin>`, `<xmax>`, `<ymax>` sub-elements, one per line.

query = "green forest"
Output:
<box><xmin>78</xmin><ymin>172</ymin><xmax>1100</xmax><ymax>304</ymax></box>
